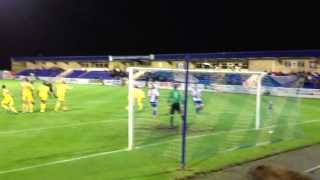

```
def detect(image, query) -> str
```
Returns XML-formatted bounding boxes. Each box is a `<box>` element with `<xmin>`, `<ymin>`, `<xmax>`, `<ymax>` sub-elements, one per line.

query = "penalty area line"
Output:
<box><xmin>0</xmin><ymin>148</ymin><xmax>128</xmax><ymax>175</ymax></box>
<box><xmin>0</xmin><ymin>120</ymin><xmax>121</xmax><ymax>135</ymax></box>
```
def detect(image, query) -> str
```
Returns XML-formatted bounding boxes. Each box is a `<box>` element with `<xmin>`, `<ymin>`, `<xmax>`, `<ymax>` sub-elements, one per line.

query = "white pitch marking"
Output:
<box><xmin>0</xmin><ymin>120</ymin><xmax>123</xmax><ymax>135</ymax></box>
<box><xmin>223</xmin><ymin>141</ymin><xmax>270</xmax><ymax>153</ymax></box>
<box><xmin>304</xmin><ymin>165</ymin><xmax>320</xmax><ymax>173</ymax></box>
<box><xmin>0</xmin><ymin>148</ymin><xmax>127</xmax><ymax>175</ymax></box>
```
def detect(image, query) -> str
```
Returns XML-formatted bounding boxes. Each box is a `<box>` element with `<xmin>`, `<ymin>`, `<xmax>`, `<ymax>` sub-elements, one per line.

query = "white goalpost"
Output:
<box><xmin>128</xmin><ymin>67</ymin><xmax>135</xmax><ymax>150</ymax></box>
<box><xmin>127</xmin><ymin>67</ymin><xmax>267</xmax><ymax>151</ymax></box>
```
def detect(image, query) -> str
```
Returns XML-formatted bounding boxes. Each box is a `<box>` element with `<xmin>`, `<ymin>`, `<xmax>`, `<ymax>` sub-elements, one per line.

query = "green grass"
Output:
<box><xmin>0</xmin><ymin>79</ymin><xmax>320</xmax><ymax>180</ymax></box>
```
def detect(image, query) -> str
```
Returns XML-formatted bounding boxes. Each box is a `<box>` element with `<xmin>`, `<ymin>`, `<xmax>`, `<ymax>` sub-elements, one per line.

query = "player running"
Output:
<box><xmin>21</xmin><ymin>78</ymin><xmax>34</xmax><ymax>113</ymax></box>
<box><xmin>168</xmin><ymin>83</ymin><xmax>182</xmax><ymax>128</ymax></box>
<box><xmin>133</xmin><ymin>85</ymin><xmax>145</xmax><ymax>111</ymax></box>
<box><xmin>54</xmin><ymin>79</ymin><xmax>71</xmax><ymax>112</ymax></box>
<box><xmin>1</xmin><ymin>85</ymin><xmax>18</xmax><ymax>113</ymax></box>
<box><xmin>191</xmin><ymin>85</ymin><xmax>204</xmax><ymax>114</ymax></box>
<box><xmin>147</xmin><ymin>84</ymin><xmax>159</xmax><ymax>118</ymax></box>
<box><xmin>37</xmin><ymin>81</ymin><xmax>51</xmax><ymax>112</ymax></box>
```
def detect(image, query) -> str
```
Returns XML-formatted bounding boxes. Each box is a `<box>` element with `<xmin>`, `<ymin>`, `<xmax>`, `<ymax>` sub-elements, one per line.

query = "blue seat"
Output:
<box><xmin>262</xmin><ymin>76</ymin><xmax>282</xmax><ymax>87</ymax></box>
<box><xmin>66</xmin><ymin>70</ymin><xmax>87</xmax><ymax>78</ymax></box>
<box><xmin>17</xmin><ymin>68</ymin><xmax>63</xmax><ymax>77</ymax></box>
<box><xmin>80</xmin><ymin>71</ymin><xmax>113</xmax><ymax>80</ymax></box>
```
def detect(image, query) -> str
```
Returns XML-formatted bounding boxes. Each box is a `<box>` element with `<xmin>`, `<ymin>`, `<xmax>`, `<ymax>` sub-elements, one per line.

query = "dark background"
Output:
<box><xmin>0</xmin><ymin>0</ymin><xmax>319</xmax><ymax>69</ymax></box>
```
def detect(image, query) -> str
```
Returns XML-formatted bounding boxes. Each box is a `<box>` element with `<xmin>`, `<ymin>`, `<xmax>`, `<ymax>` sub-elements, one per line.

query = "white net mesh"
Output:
<box><xmin>128</xmin><ymin>67</ymin><xmax>304</xmax><ymax>166</ymax></box>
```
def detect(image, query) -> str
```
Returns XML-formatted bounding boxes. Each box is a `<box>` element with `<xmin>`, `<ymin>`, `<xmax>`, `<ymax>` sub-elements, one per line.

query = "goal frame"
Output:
<box><xmin>127</xmin><ymin>67</ymin><xmax>267</xmax><ymax>151</ymax></box>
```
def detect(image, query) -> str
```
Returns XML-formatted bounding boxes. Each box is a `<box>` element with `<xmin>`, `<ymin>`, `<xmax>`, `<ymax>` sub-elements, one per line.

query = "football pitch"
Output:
<box><xmin>1</xmin><ymin>79</ymin><xmax>320</xmax><ymax>180</ymax></box>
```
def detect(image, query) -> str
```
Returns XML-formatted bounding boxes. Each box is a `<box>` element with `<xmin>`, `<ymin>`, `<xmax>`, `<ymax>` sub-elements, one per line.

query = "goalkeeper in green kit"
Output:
<box><xmin>168</xmin><ymin>83</ymin><xmax>183</xmax><ymax>128</ymax></box>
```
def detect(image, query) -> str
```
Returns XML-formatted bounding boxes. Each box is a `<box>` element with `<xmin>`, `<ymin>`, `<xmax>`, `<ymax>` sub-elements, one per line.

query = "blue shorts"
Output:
<box><xmin>194</xmin><ymin>100</ymin><xmax>203</xmax><ymax>106</ymax></box>
<box><xmin>150</xmin><ymin>102</ymin><xmax>157</xmax><ymax>108</ymax></box>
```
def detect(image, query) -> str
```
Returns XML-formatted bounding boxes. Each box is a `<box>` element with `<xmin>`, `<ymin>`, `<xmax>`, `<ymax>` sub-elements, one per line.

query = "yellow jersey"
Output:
<box><xmin>38</xmin><ymin>84</ymin><xmax>50</xmax><ymax>99</ymax></box>
<box><xmin>2</xmin><ymin>89</ymin><xmax>12</xmax><ymax>99</ymax></box>
<box><xmin>21</xmin><ymin>82</ymin><xmax>34</xmax><ymax>95</ymax></box>
<box><xmin>56</xmin><ymin>83</ymin><xmax>68</xmax><ymax>96</ymax></box>
<box><xmin>2</xmin><ymin>88</ymin><xmax>14</xmax><ymax>105</ymax></box>
<box><xmin>55</xmin><ymin>83</ymin><xmax>71</xmax><ymax>101</ymax></box>
<box><xmin>133</xmin><ymin>88</ymin><xmax>145</xmax><ymax>100</ymax></box>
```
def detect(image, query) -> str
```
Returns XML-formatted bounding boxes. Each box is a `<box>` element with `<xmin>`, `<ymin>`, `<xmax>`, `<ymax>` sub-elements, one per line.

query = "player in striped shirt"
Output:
<box><xmin>191</xmin><ymin>85</ymin><xmax>204</xmax><ymax>114</ymax></box>
<box><xmin>147</xmin><ymin>84</ymin><xmax>159</xmax><ymax>119</ymax></box>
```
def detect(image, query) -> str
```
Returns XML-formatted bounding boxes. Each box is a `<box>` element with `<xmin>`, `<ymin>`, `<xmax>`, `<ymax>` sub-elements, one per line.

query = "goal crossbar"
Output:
<box><xmin>128</xmin><ymin>67</ymin><xmax>267</xmax><ymax>75</ymax></box>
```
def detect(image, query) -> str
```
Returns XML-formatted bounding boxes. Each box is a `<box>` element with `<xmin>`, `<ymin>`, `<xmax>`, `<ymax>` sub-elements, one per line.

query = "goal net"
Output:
<box><xmin>127</xmin><ymin>67</ymin><xmax>304</xmax><ymax>167</ymax></box>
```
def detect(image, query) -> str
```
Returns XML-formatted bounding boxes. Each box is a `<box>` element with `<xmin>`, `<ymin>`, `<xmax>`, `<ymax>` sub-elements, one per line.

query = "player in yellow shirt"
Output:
<box><xmin>1</xmin><ymin>85</ymin><xmax>18</xmax><ymax>113</ymax></box>
<box><xmin>133</xmin><ymin>86</ymin><xmax>145</xmax><ymax>111</ymax></box>
<box><xmin>21</xmin><ymin>78</ymin><xmax>34</xmax><ymax>113</ymax></box>
<box><xmin>54</xmin><ymin>80</ymin><xmax>71</xmax><ymax>112</ymax></box>
<box><xmin>37</xmin><ymin>81</ymin><xmax>51</xmax><ymax>112</ymax></box>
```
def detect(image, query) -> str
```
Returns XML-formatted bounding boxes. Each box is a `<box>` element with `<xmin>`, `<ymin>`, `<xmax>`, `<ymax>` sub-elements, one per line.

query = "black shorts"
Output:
<box><xmin>170</xmin><ymin>103</ymin><xmax>181</xmax><ymax>115</ymax></box>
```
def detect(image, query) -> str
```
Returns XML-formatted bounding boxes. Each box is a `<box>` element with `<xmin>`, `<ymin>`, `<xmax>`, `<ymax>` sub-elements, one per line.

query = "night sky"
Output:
<box><xmin>0</xmin><ymin>1</ymin><xmax>319</xmax><ymax>69</ymax></box>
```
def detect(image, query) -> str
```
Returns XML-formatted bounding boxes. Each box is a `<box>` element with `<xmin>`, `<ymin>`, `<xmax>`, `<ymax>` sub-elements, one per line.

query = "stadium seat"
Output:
<box><xmin>137</xmin><ymin>71</ymin><xmax>174</xmax><ymax>82</ymax></box>
<box><xmin>65</xmin><ymin>70</ymin><xmax>87</xmax><ymax>78</ymax></box>
<box><xmin>262</xmin><ymin>76</ymin><xmax>282</xmax><ymax>87</ymax></box>
<box><xmin>224</xmin><ymin>74</ymin><xmax>248</xmax><ymax>85</ymax></box>
<box><xmin>17</xmin><ymin>68</ymin><xmax>64</xmax><ymax>77</ymax></box>
<box><xmin>80</xmin><ymin>71</ymin><xmax>113</xmax><ymax>80</ymax></box>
